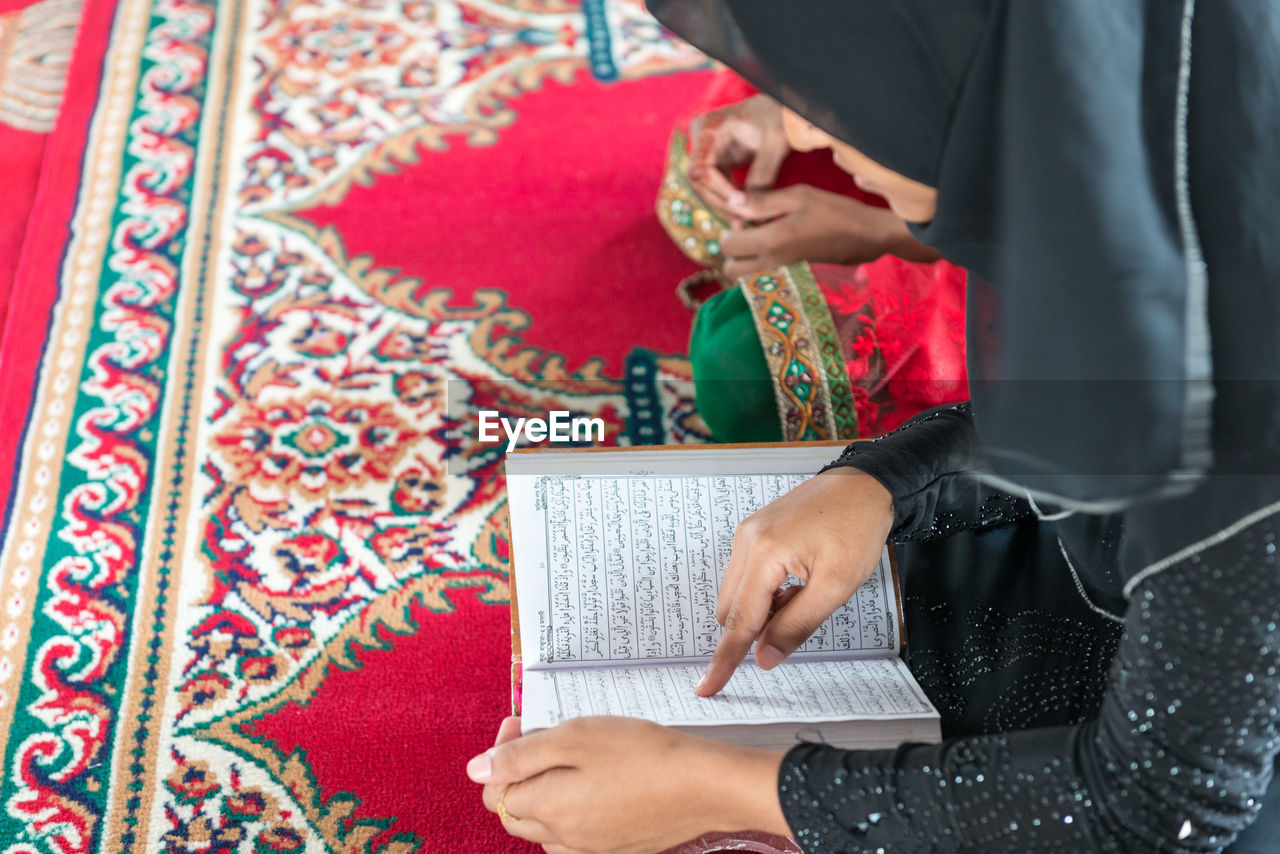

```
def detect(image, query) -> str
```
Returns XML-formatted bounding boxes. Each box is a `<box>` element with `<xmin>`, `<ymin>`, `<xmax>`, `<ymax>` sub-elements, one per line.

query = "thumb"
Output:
<box><xmin>726</xmin><ymin>186</ymin><xmax>802</xmax><ymax>222</ymax></box>
<box><xmin>467</xmin><ymin>726</ymin><xmax>566</xmax><ymax>784</ymax></box>
<box><xmin>755</xmin><ymin>582</ymin><xmax>852</xmax><ymax>669</ymax></box>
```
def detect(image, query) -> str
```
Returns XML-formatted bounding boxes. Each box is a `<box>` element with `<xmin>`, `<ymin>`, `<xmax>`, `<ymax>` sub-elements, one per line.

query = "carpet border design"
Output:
<box><xmin>0</xmin><ymin>0</ymin><xmax>215</xmax><ymax>848</ymax></box>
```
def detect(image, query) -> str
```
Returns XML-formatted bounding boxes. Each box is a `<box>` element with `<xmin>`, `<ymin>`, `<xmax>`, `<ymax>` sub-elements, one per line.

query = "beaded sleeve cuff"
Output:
<box><xmin>821</xmin><ymin>402</ymin><xmax>1033</xmax><ymax>542</ymax></box>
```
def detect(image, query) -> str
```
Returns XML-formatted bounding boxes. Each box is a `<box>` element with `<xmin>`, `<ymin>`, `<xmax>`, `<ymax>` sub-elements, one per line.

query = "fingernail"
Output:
<box><xmin>695</xmin><ymin>668</ymin><xmax>711</xmax><ymax>693</ymax></box>
<box><xmin>757</xmin><ymin>644</ymin><xmax>785</xmax><ymax>670</ymax></box>
<box><xmin>466</xmin><ymin>749</ymin><xmax>494</xmax><ymax>782</ymax></box>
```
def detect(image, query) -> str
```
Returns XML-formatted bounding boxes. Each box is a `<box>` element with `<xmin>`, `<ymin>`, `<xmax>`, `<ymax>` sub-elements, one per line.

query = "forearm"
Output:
<box><xmin>877</xmin><ymin>210</ymin><xmax>943</xmax><ymax>263</ymax></box>
<box><xmin>778</xmin><ymin>514</ymin><xmax>1280</xmax><ymax>852</ymax></box>
<box><xmin>832</xmin><ymin>202</ymin><xmax>942</xmax><ymax>265</ymax></box>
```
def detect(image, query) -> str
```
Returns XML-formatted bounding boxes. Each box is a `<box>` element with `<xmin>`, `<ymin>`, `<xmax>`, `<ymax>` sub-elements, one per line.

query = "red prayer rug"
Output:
<box><xmin>0</xmin><ymin>0</ymin><xmax>718</xmax><ymax>850</ymax></box>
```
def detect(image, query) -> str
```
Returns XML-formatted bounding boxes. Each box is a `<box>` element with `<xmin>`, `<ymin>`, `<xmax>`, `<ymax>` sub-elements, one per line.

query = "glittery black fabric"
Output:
<box><xmin>779</xmin><ymin>515</ymin><xmax>1280</xmax><ymax>852</ymax></box>
<box><xmin>827</xmin><ymin>405</ymin><xmax>1129</xmax><ymax>742</ymax></box>
<box><xmin>898</xmin><ymin>521</ymin><xmax>1122</xmax><ymax>739</ymax></box>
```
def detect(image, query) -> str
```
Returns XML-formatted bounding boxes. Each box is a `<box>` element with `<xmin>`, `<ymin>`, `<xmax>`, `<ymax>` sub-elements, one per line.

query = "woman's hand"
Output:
<box><xmin>688</xmin><ymin>94</ymin><xmax>790</xmax><ymax>216</ymax></box>
<box><xmin>697</xmin><ymin>468</ymin><xmax>894</xmax><ymax>697</ymax></box>
<box><xmin>469</xmin><ymin>716</ymin><xmax>789</xmax><ymax>854</ymax></box>
<box><xmin>719</xmin><ymin>186</ymin><xmax>940</xmax><ymax>280</ymax></box>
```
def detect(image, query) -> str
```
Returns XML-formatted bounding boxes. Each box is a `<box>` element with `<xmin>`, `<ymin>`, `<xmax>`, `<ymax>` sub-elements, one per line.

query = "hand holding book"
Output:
<box><xmin>469</xmin><ymin>715</ymin><xmax>790</xmax><ymax>852</ymax></box>
<box><xmin>696</xmin><ymin>468</ymin><xmax>894</xmax><ymax>696</ymax></box>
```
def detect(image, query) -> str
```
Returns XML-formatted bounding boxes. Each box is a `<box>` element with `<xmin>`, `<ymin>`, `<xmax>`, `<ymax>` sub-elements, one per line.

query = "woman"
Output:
<box><xmin>470</xmin><ymin>2</ymin><xmax>1280</xmax><ymax>851</ymax></box>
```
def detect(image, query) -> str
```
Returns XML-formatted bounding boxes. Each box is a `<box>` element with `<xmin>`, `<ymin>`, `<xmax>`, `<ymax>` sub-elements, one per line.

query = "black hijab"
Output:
<box><xmin>652</xmin><ymin>0</ymin><xmax>1280</xmax><ymax>577</ymax></box>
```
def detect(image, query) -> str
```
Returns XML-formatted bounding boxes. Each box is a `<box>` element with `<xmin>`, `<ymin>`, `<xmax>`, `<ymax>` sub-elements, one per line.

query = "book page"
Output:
<box><xmin>521</xmin><ymin>657</ymin><xmax>933</xmax><ymax>729</ymax></box>
<box><xmin>507</xmin><ymin>446</ymin><xmax>899</xmax><ymax>668</ymax></box>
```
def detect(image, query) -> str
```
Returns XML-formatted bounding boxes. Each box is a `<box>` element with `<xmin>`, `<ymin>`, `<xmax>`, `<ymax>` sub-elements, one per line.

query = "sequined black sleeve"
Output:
<box><xmin>822</xmin><ymin>403</ymin><xmax>1033</xmax><ymax>543</ymax></box>
<box><xmin>778</xmin><ymin>516</ymin><xmax>1280</xmax><ymax>853</ymax></box>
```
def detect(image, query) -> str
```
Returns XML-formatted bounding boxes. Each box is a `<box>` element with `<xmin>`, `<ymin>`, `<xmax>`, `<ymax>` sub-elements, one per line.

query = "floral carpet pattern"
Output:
<box><xmin>0</xmin><ymin>0</ymin><xmax>710</xmax><ymax>850</ymax></box>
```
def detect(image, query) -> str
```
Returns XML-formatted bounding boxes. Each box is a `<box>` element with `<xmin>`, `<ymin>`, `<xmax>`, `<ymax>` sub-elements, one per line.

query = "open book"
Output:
<box><xmin>505</xmin><ymin>443</ymin><xmax>941</xmax><ymax>751</ymax></box>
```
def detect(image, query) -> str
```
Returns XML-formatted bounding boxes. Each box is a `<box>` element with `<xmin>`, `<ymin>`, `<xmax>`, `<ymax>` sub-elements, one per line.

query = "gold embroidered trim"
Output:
<box><xmin>740</xmin><ymin>264</ymin><xmax>856</xmax><ymax>441</ymax></box>
<box><xmin>654</xmin><ymin>127</ymin><xmax>730</xmax><ymax>268</ymax></box>
<box><xmin>789</xmin><ymin>262</ymin><xmax>859</xmax><ymax>439</ymax></box>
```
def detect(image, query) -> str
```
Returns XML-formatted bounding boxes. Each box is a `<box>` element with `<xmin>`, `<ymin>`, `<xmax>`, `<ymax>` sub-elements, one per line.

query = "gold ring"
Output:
<box><xmin>495</xmin><ymin>783</ymin><xmax>519</xmax><ymax>824</ymax></box>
